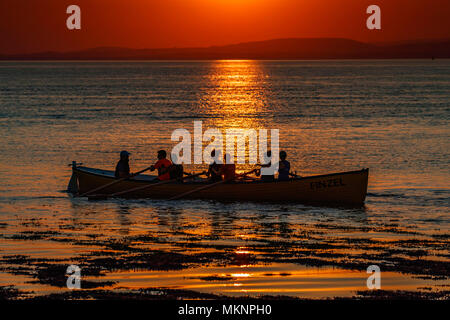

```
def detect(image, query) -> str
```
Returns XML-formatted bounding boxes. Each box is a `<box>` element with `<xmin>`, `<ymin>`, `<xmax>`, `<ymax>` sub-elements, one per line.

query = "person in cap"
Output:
<box><xmin>150</xmin><ymin>150</ymin><xmax>172</xmax><ymax>181</ymax></box>
<box><xmin>278</xmin><ymin>150</ymin><xmax>290</xmax><ymax>181</ymax></box>
<box><xmin>115</xmin><ymin>150</ymin><xmax>131</xmax><ymax>178</ymax></box>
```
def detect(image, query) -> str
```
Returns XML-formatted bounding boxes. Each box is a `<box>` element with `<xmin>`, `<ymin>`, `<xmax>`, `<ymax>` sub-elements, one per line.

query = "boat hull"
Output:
<box><xmin>72</xmin><ymin>166</ymin><xmax>369</xmax><ymax>206</ymax></box>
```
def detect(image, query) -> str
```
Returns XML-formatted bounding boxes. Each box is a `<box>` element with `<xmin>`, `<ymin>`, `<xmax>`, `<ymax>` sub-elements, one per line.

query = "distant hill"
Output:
<box><xmin>1</xmin><ymin>38</ymin><xmax>449</xmax><ymax>60</ymax></box>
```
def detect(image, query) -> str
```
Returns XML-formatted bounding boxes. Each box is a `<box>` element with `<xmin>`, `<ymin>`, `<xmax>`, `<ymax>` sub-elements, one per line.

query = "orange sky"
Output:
<box><xmin>1</xmin><ymin>0</ymin><xmax>449</xmax><ymax>54</ymax></box>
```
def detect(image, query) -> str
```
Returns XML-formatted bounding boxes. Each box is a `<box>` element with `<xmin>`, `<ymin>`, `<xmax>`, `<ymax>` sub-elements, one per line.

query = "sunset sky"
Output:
<box><xmin>1</xmin><ymin>0</ymin><xmax>449</xmax><ymax>54</ymax></box>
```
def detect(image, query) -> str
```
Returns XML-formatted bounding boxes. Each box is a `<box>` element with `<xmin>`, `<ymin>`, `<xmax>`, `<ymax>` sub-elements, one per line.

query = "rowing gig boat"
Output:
<box><xmin>68</xmin><ymin>164</ymin><xmax>369</xmax><ymax>206</ymax></box>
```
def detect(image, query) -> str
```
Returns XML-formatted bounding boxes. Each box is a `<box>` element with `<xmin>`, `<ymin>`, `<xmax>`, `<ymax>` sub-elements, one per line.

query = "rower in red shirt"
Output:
<box><xmin>150</xmin><ymin>150</ymin><xmax>172</xmax><ymax>181</ymax></box>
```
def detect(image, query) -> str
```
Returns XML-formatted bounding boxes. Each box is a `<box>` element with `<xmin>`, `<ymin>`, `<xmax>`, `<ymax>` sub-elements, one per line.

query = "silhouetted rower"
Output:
<box><xmin>115</xmin><ymin>150</ymin><xmax>131</xmax><ymax>178</ymax></box>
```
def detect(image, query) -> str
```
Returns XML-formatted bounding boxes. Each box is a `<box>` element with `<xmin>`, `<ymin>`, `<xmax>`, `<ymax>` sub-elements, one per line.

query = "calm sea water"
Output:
<box><xmin>0</xmin><ymin>60</ymin><xmax>449</xmax><ymax>298</ymax></box>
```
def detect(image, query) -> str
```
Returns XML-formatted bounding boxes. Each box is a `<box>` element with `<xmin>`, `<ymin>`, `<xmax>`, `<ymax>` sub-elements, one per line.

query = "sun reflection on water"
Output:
<box><xmin>198</xmin><ymin>60</ymin><xmax>271</xmax><ymax>129</ymax></box>
<box><xmin>194</xmin><ymin>60</ymin><xmax>278</xmax><ymax>172</ymax></box>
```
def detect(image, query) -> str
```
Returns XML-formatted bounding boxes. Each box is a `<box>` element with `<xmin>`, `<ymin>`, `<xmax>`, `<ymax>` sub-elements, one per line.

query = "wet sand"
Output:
<box><xmin>0</xmin><ymin>199</ymin><xmax>448</xmax><ymax>300</ymax></box>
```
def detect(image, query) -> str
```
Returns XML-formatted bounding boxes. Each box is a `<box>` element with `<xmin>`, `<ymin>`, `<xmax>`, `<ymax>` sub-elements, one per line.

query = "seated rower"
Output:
<box><xmin>150</xmin><ymin>150</ymin><xmax>172</xmax><ymax>181</ymax></box>
<box><xmin>260</xmin><ymin>150</ymin><xmax>275</xmax><ymax>182</ymax></box>
<box><xmin>115</xmin><ymin>150</ymin><xmax>131</xmax><ymax>178</ymax></box>
<box><xmin>207</xmin><ymin>149</ymin><xmax>223</xmax><ymax>182</ymax></box>
<box><xmin>169</xmin><ymin>154</ymin><xmax>184</xmax><ymax>181</ymax></box>
<box><xmin>278</xmin><ymin>150</ymin><xmax>290</xmax><ymax>181</ymax></box>
<box><xmin>222</xmin><ymin>153</ymin><xmax>236</xmax><ymax>181</ymax></box>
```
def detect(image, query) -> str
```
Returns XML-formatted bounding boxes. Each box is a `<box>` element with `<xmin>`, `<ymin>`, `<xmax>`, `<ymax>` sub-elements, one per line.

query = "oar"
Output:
<box><xmin>168</xmin><ymin>169</ymin><xmax>256</xmax><ymax>201</ymax></box>
<box><xmin>105</xmin><ymin>171</ymin><xmax>207</xmax><ymax>198</ymax></box>
<box><xmin>77</xmin><ymin>165</ymin><xmax>153</xmax><ymax>197</ymax></box>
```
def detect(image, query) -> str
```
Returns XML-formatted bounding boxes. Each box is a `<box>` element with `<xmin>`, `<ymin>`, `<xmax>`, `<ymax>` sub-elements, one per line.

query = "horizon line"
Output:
<box><xmin>2</xmin><ymin>37</ymin><xmax>449</xmax><ymax>60</ymax></box>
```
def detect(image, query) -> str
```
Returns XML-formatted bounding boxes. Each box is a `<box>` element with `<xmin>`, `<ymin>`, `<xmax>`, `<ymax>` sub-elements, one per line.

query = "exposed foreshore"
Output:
<box><xmin>1</xmin><ymin>209</ymin><xmax>448</xmax><ymax>300</ymax></box>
